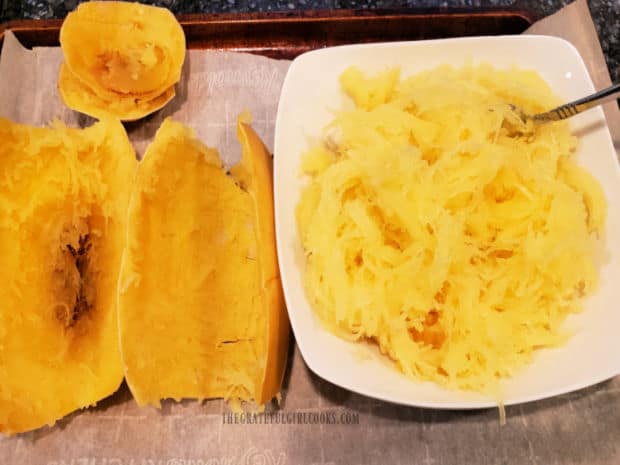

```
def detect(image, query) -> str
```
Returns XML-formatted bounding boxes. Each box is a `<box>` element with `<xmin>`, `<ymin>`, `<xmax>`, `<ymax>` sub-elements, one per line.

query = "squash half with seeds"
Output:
<box><xmin>0</xmin><ymin>118</ymin><xmax>137</xmax><ymax>435</ymax></box>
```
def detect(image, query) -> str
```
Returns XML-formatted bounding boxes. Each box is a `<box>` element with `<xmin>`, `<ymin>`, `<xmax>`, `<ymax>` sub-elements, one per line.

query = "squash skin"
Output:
<box><xmin>0</xmin><ymin>118</ymin><xmax>137</xmax><ymax>435</ymax></box>
<box><xmin>234</xmin><ymin>120</ymin><xmax>289</xmax><ymax>404</ymax></box>
<box><xmin>59</xmin><ymin>1</ymin><xmax>185</xmax><ymax>120</ymax></box>
<box><xmin>118</xmin><ymin>118</ymin><xmax>289</xmax><ymax>407</ymax></box>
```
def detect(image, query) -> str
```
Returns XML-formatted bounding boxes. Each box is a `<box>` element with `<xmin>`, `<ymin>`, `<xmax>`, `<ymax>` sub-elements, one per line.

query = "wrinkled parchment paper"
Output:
<box><xmin>1</xmin><ymin>1</ymin><xmax>619</xmax><ymax>464</ymax></box>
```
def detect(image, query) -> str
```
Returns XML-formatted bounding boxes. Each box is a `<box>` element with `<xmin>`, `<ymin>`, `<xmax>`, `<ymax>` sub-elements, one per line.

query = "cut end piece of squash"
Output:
<box><xmin>58</xmin><ymin>62</ymin><xmax>176</xmax><ymax>122</ymax></box>
<box><xmin>59</xmin><ymin>1</ymin><xmax>185</xmax><ymax>120</ymax></box>
<box><xmin>0</xmin><ymin>117</ymin><xmax>137</xmax><ymax>435</ymax></box>
<box><xmin>60</xmin><ymin>1</ymin><xmax>185</xmax><ymax>96</ymax></box>
<box><xmin>118</xmin><ymin>117</ymin><xmax>289</xmax><ymax>408</ymax></box>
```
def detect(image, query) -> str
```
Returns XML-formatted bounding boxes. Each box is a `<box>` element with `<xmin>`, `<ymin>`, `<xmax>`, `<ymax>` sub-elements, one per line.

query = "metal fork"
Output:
<box><xmin>510</xmin><ymin>82</ymin><xmax>620</xmax><ymax>124</ymax></box>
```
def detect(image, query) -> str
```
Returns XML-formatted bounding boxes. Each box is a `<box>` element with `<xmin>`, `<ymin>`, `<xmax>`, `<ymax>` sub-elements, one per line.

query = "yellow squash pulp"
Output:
<box><xmin>0</xmin><ymin>118</ymin><xmax>137</xmax><ymax>434</ymax></box>
<box><xmin>297</xmin><ymin>64</ymin><xmax>607</xmax><ymax>395</ymax></box>
<box><xmin>58</xmin><ymin>63</ymin><xmax>176</xmax><ymax>122</ymax></box>
<box><xmin>59</xmin><ymin>1</ymin><xmax>186</xmax><ymax>120</ymax></box>
<box><xmin>118</xmin><ymin>118</ymin><xmax>288</xmax><ymax>407</ymax></box>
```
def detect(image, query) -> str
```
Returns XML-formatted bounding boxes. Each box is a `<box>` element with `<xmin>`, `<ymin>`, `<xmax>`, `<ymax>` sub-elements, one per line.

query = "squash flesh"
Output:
<box><xmin>296</xmin><ymin>64</ymin><xmax>607</xmax><ymax>394</ymax></box>
<box><xmin>60</xmin><ymin>1</ymin><xmax>185</xmax><ymax>97</ymax></box>
<box><xmin>58</xmin><ymin>1</ymin><xmax>185</xmax><ymax>120</ymax></box>
<box><xmin>119</xmin><ymin>119</ymin><xmax>287</xmax><ymax>406</ymax></box>
<box><xmin>0</xmin><ymin>118</ymin><xmax>136</xmax><ymax>435</ymax></box>
<box><xmin>58</xmin><ymin>63</ymin><xmax>176</xmax><ymax>122</ymax></box>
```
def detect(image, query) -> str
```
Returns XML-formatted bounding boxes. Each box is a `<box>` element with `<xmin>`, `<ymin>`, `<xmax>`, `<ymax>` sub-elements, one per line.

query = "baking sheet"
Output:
<box><xmin>0</xmin><ymin>0</ymin><xmax>619</xmax><ymax>464</ymax></box>
<box><xmin>0</xmin><ymin>9</ymin><xmax>534</xmax><ymax>53</ymax></box>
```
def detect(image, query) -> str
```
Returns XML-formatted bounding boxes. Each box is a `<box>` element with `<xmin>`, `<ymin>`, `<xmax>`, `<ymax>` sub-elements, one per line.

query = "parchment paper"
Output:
<box><xmin>0</xmin><ymin>32</ymin><xmax>290</xmax><ymax>163</ymax></box>
<box><xmin>525</xmin><ymin>0</ymin><xmax>620</xmax><ymax>154</ymax></box>
<box><xmin>1</xmin><ymin>1</ymin><xmax>620</xmax><ymax>464</ymax></box>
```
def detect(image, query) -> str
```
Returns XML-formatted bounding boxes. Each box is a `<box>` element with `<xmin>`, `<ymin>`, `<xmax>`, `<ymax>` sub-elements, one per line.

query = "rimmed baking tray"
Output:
<box><xmin>0</xmin><ymin>8</ymin><xmax>533</xmax><ymax>57</ymax></box>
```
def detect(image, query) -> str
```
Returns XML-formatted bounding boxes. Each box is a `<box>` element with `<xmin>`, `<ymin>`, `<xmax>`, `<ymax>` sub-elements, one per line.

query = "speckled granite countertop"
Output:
<box><xmin>1</xmin><ymin>0</ymin><xmax>618</xmax><ymax>82</ymax></box>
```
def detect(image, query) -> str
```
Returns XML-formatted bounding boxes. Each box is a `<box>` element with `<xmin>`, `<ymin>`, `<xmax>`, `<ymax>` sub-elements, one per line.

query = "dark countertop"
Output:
<box><xmin>1</xmin><ymin>0</ymin><xmax>618</xmax><ymax>83</ymax></box>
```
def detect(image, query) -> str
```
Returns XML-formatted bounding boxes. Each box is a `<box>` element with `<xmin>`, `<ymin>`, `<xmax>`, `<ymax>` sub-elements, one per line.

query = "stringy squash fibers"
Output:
<box><xmin>296</xmin><ymin>64</ymin><xmax>607</xmax><ymax>394</ymax></box>
<box><xmin>0</xmin><ymin>118</ymin><xmax>136</xmax><ymax>435</ymax></box>
<box><xmin>118</xmin><ymin>118</ymin><xmax>288</xmax><ymax>407</ymax></box>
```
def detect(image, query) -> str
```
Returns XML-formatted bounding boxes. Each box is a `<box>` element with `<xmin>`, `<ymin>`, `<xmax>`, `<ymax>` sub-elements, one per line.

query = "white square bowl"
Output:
<box><xmin>273</xmin><ymin>35</ymin><xmax>620</xmax><ymax>408</ymax></box>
